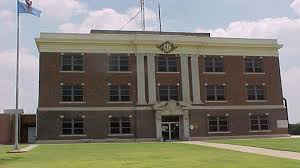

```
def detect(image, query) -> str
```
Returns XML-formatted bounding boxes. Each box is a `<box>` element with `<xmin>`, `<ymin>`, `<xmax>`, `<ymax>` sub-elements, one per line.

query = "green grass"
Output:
<box><xmin>1</xmin><ymin>143</ymin><xmax>300</xmax><ymax>168</ymax></box>
<box><xmin>209</xmin><ymin>138</ymin><xmax>300</xmax><ymax>153</ymax></box>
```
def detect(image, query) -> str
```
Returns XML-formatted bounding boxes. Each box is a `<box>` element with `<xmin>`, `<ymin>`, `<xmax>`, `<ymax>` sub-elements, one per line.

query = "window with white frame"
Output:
<box><xmin>245</xmin><ymin>57</ymin><xmax>263</xmax><ymax>73</ymax></box>
<box><xmin>208</xmin><ymin>116</ymin><xmax>229</xmax><ymax>132</ymax></box>
<box><xmin>206</xmin><ymin>85</ymin><xmax>225</xmax><ymax>101</ymax></box>
<box><xmin>157</xmin><ymin>56</ymin><xmax>178</xmax><ymax>72</ymax></box>
<box><xmin>247</xmin><ymin>85</ymin><xmax>265</xmax><ymax>100</ymax></box>
<box><xmin>205</xmin><ymin>56</ymin><xmax>224</xmax><ymax>72</ymax></box>
<box><xmin>61</xmin><ymin>55</ymin><xmax>84</xmax><ymax>71</ymax></box>
<box><xmin>250</xmin><ymin>114</ymin><xmax>269</xmax><ymax>131</ymax></box>
<box><xmin>62</xmin><ymin>118</ymin><xmax>84</xmax><ymax>135</ymax></box>
<box><xmin>109</xmin><ymin>55</ymin><xmax>129</xmax><ymax>71</ymax></box>
<box><xmin>61</xmin><ymin>85</ymin><xmax>84</xmax><ymax>102</ymax></box>
<box><xmin>109</xmin><ymin>85</ymin><xmax>130</xmax><ymax>102</ymax></box>
<box><xmin>109</xmin><ymin>117</ymin><xmax>131</xmax><ymax>134</ymax></box>
<box><xmin>159</xmin><ymin>85</ymin><xmax>179</xmax><ymax>101</ymax></box>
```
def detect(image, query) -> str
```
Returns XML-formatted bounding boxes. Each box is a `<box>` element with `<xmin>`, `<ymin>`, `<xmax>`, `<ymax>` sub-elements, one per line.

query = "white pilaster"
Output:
<box><xmin>183</xmin><ymin>110</ymin><xmax>190</xmax><ymax>140</ymax></box>
<box><xmin>155</xmin><ymin>112</ymin><xmax>162</xmax><ymax>141</ymax></box>
<box><xmin>191</xmin><ymin>55</ymin><xmax>202</xmax><ymax>104</ymax></box>
<box><xmin>180</xmin><ymin>55</ymin><xmax>191</xmax><ymax>103</ymax></box>
<box><xmin>136</xmin><ymin>54</ymin><xmax>146</xmax><ymax>104</ymax></box>
<box><xmin>147</xmin><ymin>54</ymin><xmax>157</xmax><ymax>104</ymax></box>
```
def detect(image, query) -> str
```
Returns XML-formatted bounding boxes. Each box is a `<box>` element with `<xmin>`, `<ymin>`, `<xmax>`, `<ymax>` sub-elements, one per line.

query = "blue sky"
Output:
<box><xmin>1</xmin><ymin>0</ymin><xmax>300</xmax><ymax>123</ymax></box>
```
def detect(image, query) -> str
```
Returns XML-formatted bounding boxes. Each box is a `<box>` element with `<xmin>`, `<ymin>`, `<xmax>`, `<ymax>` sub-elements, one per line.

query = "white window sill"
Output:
<box><xmin>59</xmin><ymin>101</ymin><xmax>87</xmax><ymax>104</ymax></box>
<box><xmin>208</xmin><ymin>132</ymin><xmax>232</xmax><ymax>134</ymax></box>
<box><xmin>156</xmin><ymin>72</ymin><xmax>180</xmax><ymax>74</ymax></box>
<box><xmin>244</xmin><ymin>72</ymin><xmax>265</xmax><ymax>75</ymax></box>
<box><xmin>59</xmin><ymin>134</ymin><xmax>87</xmax><ymax>137</ymax></box>
<box><xmin>107</xmin><ymin>101</ymin><xmax>133</xmax><ymax>104</ymax></box>
<box><xmin>206</xmin><ymin>100</ymin><xmax>228</xmax><ymax>103</ymax></box>
<box><xmin>107</xmin><ymin>71</ymin><xmax>132</xmax><ymax>74</ymax></box>
<box><xmin>60</xmin><ymin>71</ymin><xmax>85</xmax><ymax>73</ymax></box>
<box><xmin>249</xmin><ymin>130</ymin><xmax>272</xmax><ymax>133</ymax></box>
<box><xmin>246</xmin><ymin>100</ymin><xmax>268</xmax><ymax>103</ymax></box>
<box><xmin>108</xmin><ymin>134</ymin><xmax>134</xmax><ymax>137</ymax></box>
<box><xmin>203</xmin><ymin>72</ymin><xmax>226</xmax><ymax>75</ymax></box>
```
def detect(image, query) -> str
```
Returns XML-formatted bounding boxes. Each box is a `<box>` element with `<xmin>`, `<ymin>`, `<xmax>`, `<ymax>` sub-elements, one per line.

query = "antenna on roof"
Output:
<box><xmin>140</xmin><ymin>0</ymin><xmax>146</xmax><ymax>31</ymax></box>
<box><xmin>158</xmin><ymin>0</ymin><xmax>162</xmax><ymax>32</ymax></box>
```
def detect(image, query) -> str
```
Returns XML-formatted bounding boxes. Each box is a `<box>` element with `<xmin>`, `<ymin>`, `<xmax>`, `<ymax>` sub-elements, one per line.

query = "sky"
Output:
<box><xmin>0</xmin><ymin>0</ymin><xmax>300</xmax><ymax>123</ymax></box>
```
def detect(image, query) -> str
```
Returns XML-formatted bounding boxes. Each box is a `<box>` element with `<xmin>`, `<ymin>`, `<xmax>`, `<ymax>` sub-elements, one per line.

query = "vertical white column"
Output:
<box><xmin>191</xmin><ymin>55</ymin><xmax>202</xmax><ymax>104</ymax></box>
<box><xmin>147</xmin><ymin>53</ymin><xmax>157</xmax><ymax>104</ymax></box>
<box><xmin>180</xmin><ymin>55</ymin><xmax>191</xmax><ymax>103</ymax></box>
<box><xmin>136</xmin><ymin>53</ymin><xmax>146</xmax><ymax>104</ymax></box>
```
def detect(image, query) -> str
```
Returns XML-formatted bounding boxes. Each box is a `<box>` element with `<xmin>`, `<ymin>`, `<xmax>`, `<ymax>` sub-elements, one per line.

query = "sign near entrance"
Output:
<box><xmin>157</xmin><ymin>41</ymin><xmax>178</xmax><ymax>54</ymax></box>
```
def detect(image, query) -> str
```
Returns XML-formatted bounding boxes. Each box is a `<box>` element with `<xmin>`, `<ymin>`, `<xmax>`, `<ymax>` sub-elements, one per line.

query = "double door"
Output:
<box><xmin>161</xmin><ymin>122</ymin><xmax>180</xmax><ymax>141</ymax></box>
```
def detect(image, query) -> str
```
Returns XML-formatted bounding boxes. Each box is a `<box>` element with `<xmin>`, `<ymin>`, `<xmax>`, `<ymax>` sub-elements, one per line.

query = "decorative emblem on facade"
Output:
<box><xmin>153</xmin><ymin>100</ymin><xmax>190</xmax><ymax>115</ymax></box>
<box><xmin>157</xmin><ymin>41</ymin><xmax>178</xmax><ymax>54</ymax></box>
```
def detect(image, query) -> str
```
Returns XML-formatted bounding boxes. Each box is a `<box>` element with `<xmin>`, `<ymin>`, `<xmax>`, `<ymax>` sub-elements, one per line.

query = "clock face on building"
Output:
<box><xmin>157</xmin><ymin>41</ymin><xmax>178</xmax><ymax>54</ymax></box>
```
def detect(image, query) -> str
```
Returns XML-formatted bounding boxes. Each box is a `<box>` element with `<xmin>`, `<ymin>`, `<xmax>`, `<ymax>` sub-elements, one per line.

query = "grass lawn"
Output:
<box><xmin>1</xmin><ymin>143</ymin><xmax>300</xmax><ymax>168</ymax></box>
<box><xmin>208</xmin><ymin>138</ymin><xmax>300</xmax><ymax>153</ymax></box>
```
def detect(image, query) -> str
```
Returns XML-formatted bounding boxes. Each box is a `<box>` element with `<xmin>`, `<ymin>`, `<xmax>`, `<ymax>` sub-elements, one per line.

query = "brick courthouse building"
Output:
<box><xmin>35</xmin><ymin>30</ymin><xmax>288</xmax><ymax>141</ymax></box>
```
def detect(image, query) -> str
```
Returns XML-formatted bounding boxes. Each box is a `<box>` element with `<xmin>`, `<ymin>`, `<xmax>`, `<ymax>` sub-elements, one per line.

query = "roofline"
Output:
<box><xmin>90</xmin><ymin>30</ymin><xmax>211</xmax><ymax>37</ymax></box>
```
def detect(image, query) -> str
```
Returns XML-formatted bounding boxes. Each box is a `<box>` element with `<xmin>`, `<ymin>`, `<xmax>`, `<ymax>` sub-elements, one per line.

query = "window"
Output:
<box><xmin>109</xmin><ymin>117</ymin><xmax>131</xmax><ymax>134</ymax></box>
<box><xmin>61</xmin><ymin>85</ymin><xmax>84</xmax><ymax>102</ymax></box>
<box><xmin>62</xmin><ymin>118</ymin><xmax>84</xmax><ymax>135</ymax></box>
<box><xmin>159</xmin><ymin>85</ymin><xmax>179</xmax><ymax>101</ymax></box>
<box><xmin>250</xmin><ymin>114</ymin><xmax>269</xmax><ymax>131</ymax></box>
<box><xmin>109</xmin><ymin>85</ymin><xmax>130</xmax><ymax>102</ymax></box>
<box><xmin>109</xmin><ymin>55</ymin><xmax>129</xmax><ymax>71</ymax></box>
<box><xmin>205</xmin><ymin>56</ymin><xmax>224</xmax><ymax>72</ymax></box>
<box><xmin>157</xmin><ymin>57</ymin><xmax>178</xmax><ymax>72</ymax></box>
<box><xmin>247</xmin><ymin>85</ymin><xmax>265</xmax><ymax>100</ymax></box>
<box><xmin>208</xmin><ymin>116</ymin><xmax>229</xmax><ymax>132</ymax></box>
<box><xmin>61</xmin><ymin>55</ymin><xmax>84</xmax><ymax>71</ymax></box>
<box><xmin>206</xmin><ymin>85</ymin><xmax>225</xmax><ymax>101</ymax></box>
<box><xmin>245</xmin><ymin>57</ymin><xmax>263</xmax><ymax>73</ymax></box>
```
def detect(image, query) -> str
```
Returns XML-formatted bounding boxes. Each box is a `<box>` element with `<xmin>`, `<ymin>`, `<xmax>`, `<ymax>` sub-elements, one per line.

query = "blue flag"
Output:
<box><xmin>18</xmin><ymin>0</ymin><xmax>42</xmax><ymax>17</ymax></box>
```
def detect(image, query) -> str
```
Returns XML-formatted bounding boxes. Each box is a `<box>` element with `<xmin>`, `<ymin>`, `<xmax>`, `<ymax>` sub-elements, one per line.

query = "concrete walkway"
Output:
<box><xmin>8</xmin><ymin>144</ymin><xmax>39</xmax><ymax>153</ymax></box>
<box><xmin>181</xmin><ymin>141</ymin><xmax>300</xmax><ymax>160</ymax></box>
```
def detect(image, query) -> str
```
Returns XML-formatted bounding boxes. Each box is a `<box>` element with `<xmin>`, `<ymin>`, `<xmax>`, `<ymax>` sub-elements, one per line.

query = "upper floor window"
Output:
<box><xmin>245</xmin><ymin>57</ymin><xmax>263</xmax><ymax>73</ymax></box>
<box><xmin>61</xmin><ymin>55</ymin><xmax>84</xmax><ymax>71</ymax></box>
<box><xmin>208</xmin><ymin>115</ymin><xmax>229</xmax><ymax>132</ymax></box>
<box><xmin>109</xmin><ymin>55</ymin><xmax>129</xmax><ymax>71</ymax></box>
<box><xmin>247</xmin><ymin>85</ymin><xmax>265</xmax><ymax>100</ymax></box>
<box><xmin>61</xmin><ymin>85</ymin><xmax>84</xmax><ymax>102</ymax></box>
<box><xmin>109</xmin><ymin>117</ymin><xmax>132</xmax><ymax>134</ymax></box>
<box><xmin>159</xmin><ymin>85</ymin><xmax>179</xmax><ymax>101</ymax></box>
<box><xmin>109</xmin><ymin>85</ymin><xmax>130</xmax><ymax>102</ymax></box>
<box><xmin>206</xmin><ymin>85</ymin><xmax>225</xmax><ymax>101</ymax></box>
<box><xmin>205</xmin><ymin>56</ymin><xmax>224</xmax><ymax>72</ymax></box>
<box><xmin>62</xmin><ymin>118</ymin><xmax>84</xmax><ymax>135</ymax></box>
<box><xmin>157</xmin><ymin>56</ymin><xmax>178</xmax><ymax>72</ymax></box>
<box><xmin>250</xmin><ymin>114</ymin><xmax>269</xmax><ymax>131</ymax></box>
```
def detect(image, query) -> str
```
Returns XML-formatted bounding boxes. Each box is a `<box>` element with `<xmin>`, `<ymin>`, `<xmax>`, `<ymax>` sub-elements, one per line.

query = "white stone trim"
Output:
<box><xmin>180</xmin><ymin>55</ymin><xmax>191</xmax><ymax>103</ymax></box>
<box><xmin>36</xmin><ymin>33</ymin><xmax>281</xmax><ymax>56</ymax></box>
<box><xmin>191</xmin><ymin>55</ymin><xmax>202</xmax><ymax>104</ymax></box>
<box><xmin>136</xmin><ymin>53</ymin><xmax>147</xmax><ymax>105</ymax></box>
<box><xmin>147</xmin><ymin>53</ymin><xmax>157</xmax><ymax>104</ymax></box>
<box><xmin>38</xmin><ymin>105</ymin><xmax>285</xmax><ymax>111</ymax></box>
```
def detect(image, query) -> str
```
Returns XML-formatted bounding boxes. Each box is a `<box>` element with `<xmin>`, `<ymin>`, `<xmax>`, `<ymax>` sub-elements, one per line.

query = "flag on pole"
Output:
<box><xmin>18</xmin><ymin>0</ymin><xmax>42</xmax><ymax>17</ymax></box>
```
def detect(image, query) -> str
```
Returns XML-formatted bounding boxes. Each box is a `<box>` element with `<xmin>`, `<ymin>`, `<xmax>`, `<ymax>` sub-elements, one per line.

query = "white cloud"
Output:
<box><xmin>0</xmin><ymin>10</ymin><xmax>14</xmax><ymax>29</ymax></box>
<box><xmin>59</xmin><ymin>7</ymin><xmax>157</xmax><ymax>33</ymax></box>
<box><xmin>291</xmin><ymin>0</ymin><xmax>300</xmax><ymax>15</ymax></box>
<box><xmin>35</xmin><ymin>0</ymin><xmax>87</xmax><ymax>22</ymax></box>
<box><xmin>282</xmin><ymin>67</ymin><xmax>300</xmax><ymax>124</ymax></box>
<box><xmin>196</xmin><ymin>16</ymin><xmax>300</xmax><ymax>123</ymax></box>
<box><xmin>0</xmin><ymin>49</ymin><xmax>38</xmax><ymax>114</ymax></box>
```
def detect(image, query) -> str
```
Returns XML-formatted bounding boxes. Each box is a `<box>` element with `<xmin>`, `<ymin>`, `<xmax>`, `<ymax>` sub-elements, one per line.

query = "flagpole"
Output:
<box><xmin>14</xmin><ymin>0</ymin><xmax>20</xmax><ymax>150</ymax></box>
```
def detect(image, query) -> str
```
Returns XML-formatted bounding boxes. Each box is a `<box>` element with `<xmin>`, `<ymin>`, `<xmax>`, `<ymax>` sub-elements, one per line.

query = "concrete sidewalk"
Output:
<box><xmin>8</xmin><ymin>144</ymin><xmax>39</xmax><ymax>153</ymax></box>
<box><xmin>181</xmin><ymin>141</ymin><xmax>300</xmax><ymax>160</ymax></box>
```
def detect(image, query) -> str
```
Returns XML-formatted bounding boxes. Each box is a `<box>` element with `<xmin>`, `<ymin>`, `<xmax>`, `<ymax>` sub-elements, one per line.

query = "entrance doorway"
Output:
<box><xmin>161</xmin><ymin>116</ymin><xmax>180</xmax><ymax>141</ymax></box>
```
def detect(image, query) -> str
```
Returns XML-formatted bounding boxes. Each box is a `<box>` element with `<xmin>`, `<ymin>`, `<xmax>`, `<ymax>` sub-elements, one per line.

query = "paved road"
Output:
<box><xmin>181</xmin><ymin>141</ymin><xmax>300</xmax><ymax>160</ymax></box>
